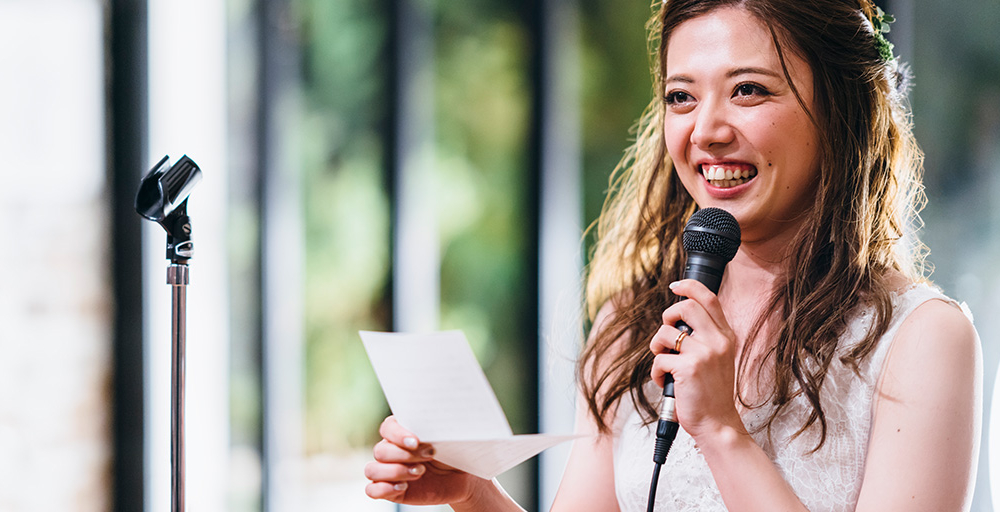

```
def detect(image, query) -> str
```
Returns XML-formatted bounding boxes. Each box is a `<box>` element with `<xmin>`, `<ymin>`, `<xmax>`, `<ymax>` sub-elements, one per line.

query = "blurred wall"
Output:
<box><xmin>0</xmin><ymin>1</ymin><xmax>111</xmax><ymax>509</ymax></box>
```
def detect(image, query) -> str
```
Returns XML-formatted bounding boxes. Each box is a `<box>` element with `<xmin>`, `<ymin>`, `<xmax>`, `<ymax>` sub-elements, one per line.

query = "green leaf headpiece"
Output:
<box><xmin>869</xmin><ymin>6</ymin><xmax>896</xmax><ymax>62</ymax></box>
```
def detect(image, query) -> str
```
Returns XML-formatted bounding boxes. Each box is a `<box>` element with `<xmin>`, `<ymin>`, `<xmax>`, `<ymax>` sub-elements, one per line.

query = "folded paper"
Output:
<box><xmin>360</xmin><ymin>330</ymin><xmax>579</xmax><ymax>479</ymax></box>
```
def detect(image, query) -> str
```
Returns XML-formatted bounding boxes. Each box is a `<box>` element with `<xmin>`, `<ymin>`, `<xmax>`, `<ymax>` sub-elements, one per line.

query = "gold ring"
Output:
<box><xmin>673</xmin><ymin>331</ymin><xmax>688</xmax><ymax>353</ymax></box>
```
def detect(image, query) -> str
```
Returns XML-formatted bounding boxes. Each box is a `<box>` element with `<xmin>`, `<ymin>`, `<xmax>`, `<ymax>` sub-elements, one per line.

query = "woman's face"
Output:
<box><xmin>662</xmin><ymin>7</ymin><xmax>821</xmax><ymax>244</ymax></box>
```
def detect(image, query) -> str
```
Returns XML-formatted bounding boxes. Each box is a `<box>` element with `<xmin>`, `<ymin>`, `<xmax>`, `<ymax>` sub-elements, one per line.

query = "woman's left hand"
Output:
<box><xmin>649</xmin><ymin>279</ymin><xmax>746</xmax><ymax>441</ymax></box>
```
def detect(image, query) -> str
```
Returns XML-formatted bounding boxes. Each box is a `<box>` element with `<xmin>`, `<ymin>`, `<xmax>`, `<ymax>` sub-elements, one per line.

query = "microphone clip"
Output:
<box><xmin>135</xmin><ymin>155</ymin><xmax>203</xmax><ymax>264</ymax></box>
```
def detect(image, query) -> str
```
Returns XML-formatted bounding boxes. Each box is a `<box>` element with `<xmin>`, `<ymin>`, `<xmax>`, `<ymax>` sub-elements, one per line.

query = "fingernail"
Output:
<box><xmin>403</xmin><ymin>437</ymin><xmax>418</xmax><ymax>449</ymax></box>
<box><xmin>669</xmin><ymin>281</ymin><xmax>679</xmax><ymax>289</ymax></box>
<box><xmin>421</xmin><ymin>447</ymin><xmax>435</xmax><ymax>458</ymax></box>
<box><xmin>394</xmin><ymin>482</ymin><xmax>408</xmax><ymax>492</ymax></box>
<box><xmin>408</xmin><ymin>464</ymin><xmax>424</xmax><ymax>476</ymax></box>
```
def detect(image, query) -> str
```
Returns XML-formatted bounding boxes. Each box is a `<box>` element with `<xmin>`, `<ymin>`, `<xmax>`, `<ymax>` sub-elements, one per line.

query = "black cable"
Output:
<box><xmin>646</xmin><ymin>462</ymin><xmax>662</xmax><ymax>512</ymax></box>
<box><xmin>646</xmin><ymin>338</ymin><xmax>684</xmax><ymax>511</ymax></box>
<box><xmin>646</xmin><ymin>408</ymin><xmax>680</xmax><ymax>511</ymax></box>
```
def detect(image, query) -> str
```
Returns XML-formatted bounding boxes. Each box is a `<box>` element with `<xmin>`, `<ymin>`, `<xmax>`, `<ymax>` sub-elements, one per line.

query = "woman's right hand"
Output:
<box><xmin>364</xmin><ymin>416</ymin><xmax>482</xmax><ymax>506</ymax></box>
<box><xmin>649</xmin><ymin>279</ymin><xmax>743</xmax><ymax>441</ymax></box>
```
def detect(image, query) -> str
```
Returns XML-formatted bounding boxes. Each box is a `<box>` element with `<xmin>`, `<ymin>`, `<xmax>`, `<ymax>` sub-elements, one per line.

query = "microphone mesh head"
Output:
<box><xmin>682</xmin><ymin>208</ymin><xmax>741</xmax><ymax>261</ymax></box>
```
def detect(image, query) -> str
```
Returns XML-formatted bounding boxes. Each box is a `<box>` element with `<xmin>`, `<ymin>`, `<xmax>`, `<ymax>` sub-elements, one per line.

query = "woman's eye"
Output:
<box><xmin>664</xmin><ymin>91</ymin><xmax>693</xmax><ymax>105</ymax></box>
<box><xmin>734</xmin><ymin>83</ymin><xmax>769</xmax><ymax>98</ymax></box>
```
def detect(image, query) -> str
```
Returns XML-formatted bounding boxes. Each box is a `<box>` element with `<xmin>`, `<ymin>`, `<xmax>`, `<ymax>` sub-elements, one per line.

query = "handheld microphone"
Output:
<box><xmin>647</xmin><ymin>207</ymin><xmax>740</xmax><ymax>510</ymax></box>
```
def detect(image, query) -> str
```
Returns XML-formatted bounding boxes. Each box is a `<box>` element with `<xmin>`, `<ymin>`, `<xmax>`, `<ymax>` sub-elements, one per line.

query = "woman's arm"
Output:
<box><xmin>549</xmin><ymin>394</ymin><xmax>622</xmax><ymax>512</ymax></box>
<box><xmin>855</xmin><ymin>299</ymin><xmax>981</xmax><ymax>511</ymax></box>
<box><xmin>548</xmin><ymin>300</ymin><xmax>625</xmax><ymax>512</ymax></box>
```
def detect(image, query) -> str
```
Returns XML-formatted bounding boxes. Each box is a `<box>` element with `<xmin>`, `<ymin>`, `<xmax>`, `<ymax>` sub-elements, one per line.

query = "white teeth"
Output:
<box><xmin>701</xmin><ymin>164</ymin><xmax>757</xmax><ymax>188</ymax></box>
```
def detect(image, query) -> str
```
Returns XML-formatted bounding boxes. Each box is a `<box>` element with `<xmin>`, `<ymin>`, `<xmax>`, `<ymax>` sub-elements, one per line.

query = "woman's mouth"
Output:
<box><xmin>700</xmin><ymin>163</ymin><xmax>758</xmax><ymax>188</ymax></box>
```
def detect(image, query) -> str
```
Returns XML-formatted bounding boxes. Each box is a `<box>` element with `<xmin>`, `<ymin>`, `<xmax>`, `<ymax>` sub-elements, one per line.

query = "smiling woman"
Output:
<box><xmin>364</xmin><ymin>1</ymin><xmax>982</xmax><ymax>511</ymax></box>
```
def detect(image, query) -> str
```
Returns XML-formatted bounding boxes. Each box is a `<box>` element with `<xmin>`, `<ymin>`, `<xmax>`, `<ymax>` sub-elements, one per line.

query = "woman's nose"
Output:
<box><xmin>690</xmin><ymin>101</ymin><xmax>735</xmax><ymax>149</ymax></box>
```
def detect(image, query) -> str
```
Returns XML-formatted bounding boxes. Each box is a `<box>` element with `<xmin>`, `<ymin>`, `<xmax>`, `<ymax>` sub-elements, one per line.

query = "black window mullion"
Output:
<box><xmin>108</xmin><ymin>0</ymin><xmax>148</xmax><ymax>509</ymax></box>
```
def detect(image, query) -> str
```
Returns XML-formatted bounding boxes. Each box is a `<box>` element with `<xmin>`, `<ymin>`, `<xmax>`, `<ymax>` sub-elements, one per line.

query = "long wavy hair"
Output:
<box><xmin>579</xmin><ymin>0</ymin><xmax>927</xmax><ymax>449</ymax></box>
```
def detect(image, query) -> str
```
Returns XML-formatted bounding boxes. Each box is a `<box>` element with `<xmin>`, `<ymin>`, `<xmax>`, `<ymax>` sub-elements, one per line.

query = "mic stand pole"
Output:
<box><xmin>163</xmin><ymin>202</ymin><xmax>194</xmax><ymax>512</ymax></box>
<box><xmin>168</xmin><ymin>262</ymin><xmax>188</xmax><ymax>512</ymax></box>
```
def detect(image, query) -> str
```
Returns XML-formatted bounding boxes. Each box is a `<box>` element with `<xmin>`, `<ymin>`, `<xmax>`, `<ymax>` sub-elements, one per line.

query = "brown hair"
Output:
<box><xmin>580</xmin><ymin>0</ymin><xmax>925</xmax><ymax>449</ymax></box>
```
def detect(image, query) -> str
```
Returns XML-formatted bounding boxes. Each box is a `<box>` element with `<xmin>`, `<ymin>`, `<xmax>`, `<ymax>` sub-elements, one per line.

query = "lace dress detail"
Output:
<box><xmin>613</xmin><ymin>284</ymin><xmax>962</xmax><ymax>512</ymax></box>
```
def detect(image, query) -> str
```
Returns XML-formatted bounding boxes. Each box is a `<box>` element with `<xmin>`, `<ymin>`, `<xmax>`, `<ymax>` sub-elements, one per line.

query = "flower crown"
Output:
<box><xmin>868</xmin><ymin>6</ymin><xmax>896</xmax><ymax>62</ymax></box>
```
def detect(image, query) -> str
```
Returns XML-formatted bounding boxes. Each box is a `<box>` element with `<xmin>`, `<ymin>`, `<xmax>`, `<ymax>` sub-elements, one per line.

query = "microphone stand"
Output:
<box><xmin>135</xmin><ymin>154</ymin><xmax>201</xmax><ymax>512</ymax></box>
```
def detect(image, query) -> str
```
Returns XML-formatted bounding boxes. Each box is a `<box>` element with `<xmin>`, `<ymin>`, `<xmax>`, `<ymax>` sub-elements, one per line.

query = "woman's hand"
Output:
<box><xmin>365</xmin><ymin>416</ymin><xmax>482</xmax><ymax>506</ymax></box>
<box><xmin>649</xmin><ymin>279</ymin><xmax>745</xmax><ymax>440</ymax></box>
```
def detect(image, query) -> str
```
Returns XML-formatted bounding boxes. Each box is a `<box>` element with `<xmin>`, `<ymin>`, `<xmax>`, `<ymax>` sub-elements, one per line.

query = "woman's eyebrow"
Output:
<box><xmin>727</xmin><ymin>66</ymin><xmax>781</xmax><ymax>78</ymax></box>
<box><xmin>665</xmin><ymin>67</ymin><xmax>782</xmax><ymax>84</ymax></box>
<box><xmin>664</xmin><ymin>74</ymin><xmax>694</xmax><ymax>85</ymax></box>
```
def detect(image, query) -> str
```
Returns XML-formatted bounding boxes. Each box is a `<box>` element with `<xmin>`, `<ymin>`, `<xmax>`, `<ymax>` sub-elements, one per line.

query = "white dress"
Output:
<box><xmin>613</xmin><ymin>283</ymin><xmax>968</xmax><ymax>512</ymax></box>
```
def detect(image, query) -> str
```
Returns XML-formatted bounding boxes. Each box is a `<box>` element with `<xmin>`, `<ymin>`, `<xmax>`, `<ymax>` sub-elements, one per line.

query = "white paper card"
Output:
<box><xmin>360</xmin><ymin>330</ymin><xmax>579</xmax><ymax>479</ymax></box>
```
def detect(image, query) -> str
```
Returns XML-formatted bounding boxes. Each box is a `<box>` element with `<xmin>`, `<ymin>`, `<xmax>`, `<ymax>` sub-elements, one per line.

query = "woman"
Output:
<box><xmin>365</xmin><ymin>0</ymin><xmax>982</xmax><ymax>510</ymax></box>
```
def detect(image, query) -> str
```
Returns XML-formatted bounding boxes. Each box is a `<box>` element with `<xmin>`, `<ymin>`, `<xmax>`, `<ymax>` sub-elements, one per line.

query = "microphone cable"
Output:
<box><xmin>646</xmin><ymin>325</ymin><xmax>686</xmax><ymax>512</ymax></box>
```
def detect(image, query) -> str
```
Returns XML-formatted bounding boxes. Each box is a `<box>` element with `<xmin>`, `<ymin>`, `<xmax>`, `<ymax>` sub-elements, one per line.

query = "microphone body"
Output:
<box><xmin>680</xmin><ymin>250</ymin><xmax>729</xmax><ymax>294</ymax></box>
<box><xmin>653</xmin><ymin>208</ymin><xmax>740</xmax><ymax>465</ymax></box>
